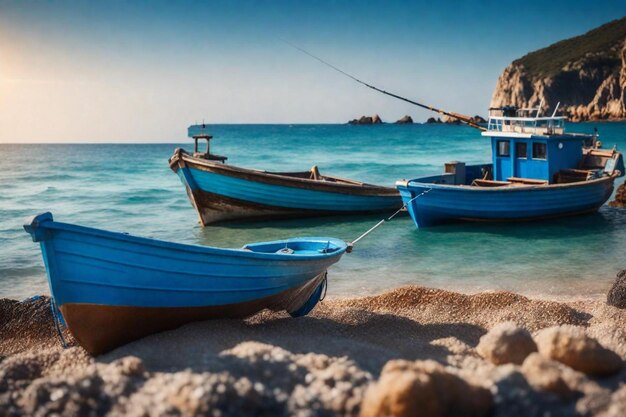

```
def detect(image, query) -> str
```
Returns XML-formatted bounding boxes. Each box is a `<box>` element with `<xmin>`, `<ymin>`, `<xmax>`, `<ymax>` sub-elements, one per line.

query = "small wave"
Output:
<box><xmin>15</xmin><ymin>173</ymin><xmax>81</xmax><ymax>182</ymax></box>
<box><xmin>121</xmin><ymin>193</ymin><xmax>170</xmax><ymax>205</ymax></box>
<box><xmin>32</xmin><ymin>186</ymin><xmax>59</xmax><ymax>196</ymax></box>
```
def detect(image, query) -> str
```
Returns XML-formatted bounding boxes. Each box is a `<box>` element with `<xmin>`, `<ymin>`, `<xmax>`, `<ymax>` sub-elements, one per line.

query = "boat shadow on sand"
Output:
<box><xmin>97</xmin><ymin>310</ymin><xmax>484</xmax><ymax>376</ymax></box>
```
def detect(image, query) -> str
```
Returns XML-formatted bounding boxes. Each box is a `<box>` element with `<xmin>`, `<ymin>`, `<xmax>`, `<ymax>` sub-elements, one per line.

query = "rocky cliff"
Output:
<box><xmin>490</xmin><ymin>17</ymin><xmax>626</xmax><ymax>121</ymax></box>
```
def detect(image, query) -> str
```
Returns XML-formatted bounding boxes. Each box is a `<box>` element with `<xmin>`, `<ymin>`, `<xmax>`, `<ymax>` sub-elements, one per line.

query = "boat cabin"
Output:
<box><xmin>434</xmin><ymin>106</ymin><xmax>623</xmax><ymax>187</ymax></box>
<box><xmin>187</xmin><ymin>124</ymin><xmax>227</xmax><ymax>163</ymax></box>
<box><xmin>481</xmin><ymin>106</ymin><xmax>607</xmax><ymax>185</ymax></box>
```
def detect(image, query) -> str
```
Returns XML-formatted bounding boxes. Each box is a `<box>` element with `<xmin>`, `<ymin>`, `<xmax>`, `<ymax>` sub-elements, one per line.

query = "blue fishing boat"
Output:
<box><xmin>169</xmin><ymin>126</ymin><xmax>402</xmax><ymax>225</ymax></box>
<box><xmin>24</xmin><ymin>212</ymin><xmax>347</xmax><ymax>354</ymax></box>
<box><xmin>397</xmin><ymin>105</ymin><xmax>625</xmax><ymax>228</ymax></box>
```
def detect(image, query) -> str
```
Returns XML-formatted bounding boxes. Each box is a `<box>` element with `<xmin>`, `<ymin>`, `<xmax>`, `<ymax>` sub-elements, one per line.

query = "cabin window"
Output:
<box><xmin>497</xmin><ymin>140</ymin><xmax>510</xmax><ymax>157</ymax></box>
<box><xmin>516</xmin><ymin>142</ymin><xmax>527</xmax><ymax>158</ymax></box>
<box><xmin>532</xmin><ymin>142</ymin><xmax>547</xmax><ymax>159</ymax></box>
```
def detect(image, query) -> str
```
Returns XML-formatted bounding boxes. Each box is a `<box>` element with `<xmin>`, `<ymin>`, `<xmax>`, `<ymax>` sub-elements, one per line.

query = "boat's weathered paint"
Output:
<box><xmin>24</xmin><ymin>212</ymin><xmax>347</xmax><ymax>354</ymax></box>
<box><xmin>169</xmin><ymin>149</ymin><xmax>402</xmax><ymax>225</ymax></box>
<box><xmin>397</xmin><ymin>174</ymin><xmax>618</xmax><ymax>227</ymax></box>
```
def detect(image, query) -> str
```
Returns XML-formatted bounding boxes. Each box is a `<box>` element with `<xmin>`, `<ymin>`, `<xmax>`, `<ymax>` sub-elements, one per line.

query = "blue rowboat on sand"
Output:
<box><xmin>24</xmin><ymin>212</ymin><xmax>347</xmax><ymax>354</ymax></box>
<box><xmin>169</xmin><ymin>127</ymin><xmax>402</xmax><ymax>225</ymax></box>
<box><xmin>397</xmin><ymin>105</ymin><xmax>625</xmax><ymax>228</ymax></box>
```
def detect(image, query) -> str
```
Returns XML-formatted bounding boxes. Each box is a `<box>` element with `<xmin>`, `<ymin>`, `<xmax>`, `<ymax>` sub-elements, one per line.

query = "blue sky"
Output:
<box><xmin>1</xmin><ymin>0</ymin><xmax>625</xmax><ymax>142</ymax></box>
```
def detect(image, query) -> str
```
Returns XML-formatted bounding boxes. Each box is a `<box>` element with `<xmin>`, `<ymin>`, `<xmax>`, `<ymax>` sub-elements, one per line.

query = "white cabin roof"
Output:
<box><xmin>483</xmin><ymin>114</ymin><xmax>567</xmax><ymax>138</ymax></box>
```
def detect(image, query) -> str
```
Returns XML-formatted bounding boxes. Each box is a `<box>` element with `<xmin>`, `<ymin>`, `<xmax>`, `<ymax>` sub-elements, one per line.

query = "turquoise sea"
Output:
<box><xmin>2</xmin><ymin>123</ymin><xmax>626</xmax><ymax>301</ymax></box>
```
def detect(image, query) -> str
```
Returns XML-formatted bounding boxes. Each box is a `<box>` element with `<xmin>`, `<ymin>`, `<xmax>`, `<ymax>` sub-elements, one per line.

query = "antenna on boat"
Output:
<box><xmin>283</xmin><ymin>40</ymin><xmax>486</xmax><ymax>131</ymax></box>
<box><xmin>347</xmin><ymin>188</ymin><xmax>432</xmax><ymax>252</ymax></box>
<box><xmin>536</xmin><ymin>98</ymin><xmax>544</xmax><ymax>117</ymax></box>
<box><xmin>551</xmin><ymin>102</ymin><xmax>561</xmax><ymax>118</ymax></box>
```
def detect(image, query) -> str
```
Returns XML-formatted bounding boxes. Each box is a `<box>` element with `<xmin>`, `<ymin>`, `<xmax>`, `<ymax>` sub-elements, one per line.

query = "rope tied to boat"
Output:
<box><xmin>319</xmin><ymin>272</ymin><xmax>328</xmax><ymax>302</ymax></box>
<box><xmin>50</xmin><ymin>298</ymin><xmax>68</xmax><ymax>349</ymax></box>
<box><xmin>347</xmin><ymin>188</ymin><xmax>432</xmax><ymax>252</ymax></box>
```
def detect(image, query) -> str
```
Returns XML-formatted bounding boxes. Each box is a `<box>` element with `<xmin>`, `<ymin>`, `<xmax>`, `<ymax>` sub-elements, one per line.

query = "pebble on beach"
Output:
<box><xmin>476</xmin><ymin>322</ymin><xmax>537</xmax><ymax>365</ymax></box>
<box><xmin>534</xmin><ymin>325</ymin><xmax>623</xmax><ymax>376</ymax></box>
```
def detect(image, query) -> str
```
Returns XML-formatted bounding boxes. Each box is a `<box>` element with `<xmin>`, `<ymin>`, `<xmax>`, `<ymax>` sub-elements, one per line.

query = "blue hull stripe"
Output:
<box><xmin>24</xmin><ymin>213</ymin><xmax>347</xmax><ymax>308</ymax></box>
<box><xmin>183</xmin><ymin>167</ymin><xmax>400</xmax><ymax>212</ymax></box>
<box><xmin>398</xmin><ymin>177</ymin><xmax>615</xmax><ymax>227</ymax></box>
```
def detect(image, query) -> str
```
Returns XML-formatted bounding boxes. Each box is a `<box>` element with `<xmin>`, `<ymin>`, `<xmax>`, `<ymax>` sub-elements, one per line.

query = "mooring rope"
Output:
<box><xmin>319</xmin><ymin>272</ymin><xmax>328</xmax><ymax>302</ymax></box>
<box><xmin>347</xmin><ymin>188</ymin><xmax>432</xmax><ymax>252</ymax></box>
<box><xmin>50</xmin><ymin>298</ymin><xmax>68</xmax><ymax>349</ymax></box>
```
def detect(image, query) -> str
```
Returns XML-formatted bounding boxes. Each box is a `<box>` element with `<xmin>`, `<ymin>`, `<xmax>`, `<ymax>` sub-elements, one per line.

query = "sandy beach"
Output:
<box><xmin>1</xmin><ymin>285</ymin><xmax>625</xmax><ymax>416</ymax></box>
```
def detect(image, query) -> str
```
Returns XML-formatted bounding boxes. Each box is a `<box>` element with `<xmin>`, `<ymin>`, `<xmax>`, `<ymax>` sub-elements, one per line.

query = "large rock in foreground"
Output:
<box><xmin>360</xmin><ymin>359</ymin><xmax>492</xmax><ymax>417</ymax></box>
<box><xmin>534</xmin><ymin>325</ymin><xmax>623</xmax><ymax>376</ymax></box>
<box><xmin>490</xmin><ymin>17</ymin><xmax>626</xmax><ymax>121</ymax></box>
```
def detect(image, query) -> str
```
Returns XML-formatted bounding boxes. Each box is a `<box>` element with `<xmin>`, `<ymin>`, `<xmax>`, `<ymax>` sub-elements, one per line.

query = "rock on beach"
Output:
<box><xmin>607</xmin><ymin>269</ymin><xmax>626</xmax><ymax>308</ymax></box>
<box><xmin>476</xmin><ymin>322</ymin><xmax>537</xmax><ymax>365</ymax></box>
<box><xmin>534</xmin><ymin>325</ymin><xmax>623</xmax><ymax>376</ymax></box>
<box><xmin>360</xmin><ymin>359</ymin><xmax>492</xmax><ymax>417</ymax></box>
<box><xmin>520</xmin><ymin>353</ymin><xmax>572</xmax><ymax>398</ymax></box>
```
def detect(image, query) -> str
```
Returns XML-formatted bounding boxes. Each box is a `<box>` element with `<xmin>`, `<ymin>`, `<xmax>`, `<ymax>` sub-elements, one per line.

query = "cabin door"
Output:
<box><xmin>494</xmin><ymin>140</ymin><xmax>512</xmax><ymax>181</ymax></box>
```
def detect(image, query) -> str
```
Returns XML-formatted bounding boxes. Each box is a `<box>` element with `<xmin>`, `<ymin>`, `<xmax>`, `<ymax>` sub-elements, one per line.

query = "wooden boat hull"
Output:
<box><xmin>169</xmin><ymin>149</ymin><xmax>402</xmax><ymax>225</ymax></box>
<box><xmin>58</xmin><ymin>276</ymin><xmax>324</xmax><ymax>355</ymax></box>
<box><xmin>397</xmin><ymin>174</ymin><xmax>617</xmax><ymax>228</ymax></box>
<box><xmin>24</xmin><ymin>213</ymin><xmax>346</xmax><ymax>354</ymax></box>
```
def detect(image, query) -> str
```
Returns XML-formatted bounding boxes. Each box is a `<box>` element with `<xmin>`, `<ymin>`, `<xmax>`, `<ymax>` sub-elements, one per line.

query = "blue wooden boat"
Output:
<box><xmin>24</xmin><ymin>212</ymin><xmax>347</xmax><ymax>354</ymax></box>
<box><xmin>397</xmin><ymin>105</ymin><xmax>625</xmax><ymax>228</ymax></box>
<box><xmin>169</xmin><ymin>126</ymin><xmax>402</xmax><ymax>225</ymax></box>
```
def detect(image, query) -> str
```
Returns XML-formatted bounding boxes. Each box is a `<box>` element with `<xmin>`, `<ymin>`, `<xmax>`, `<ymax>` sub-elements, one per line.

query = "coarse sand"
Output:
<box><xmin>1</xmin><ymin>286</ymin><xmax>625</xmax><ymax>416</ymax></box>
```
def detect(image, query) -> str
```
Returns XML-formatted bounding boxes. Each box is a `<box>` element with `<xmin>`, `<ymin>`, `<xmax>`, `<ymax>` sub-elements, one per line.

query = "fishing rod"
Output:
<box><xmin>284</xmin><ymin>40</ymin><xmax>486</xmax><ymax>131</ymax></box>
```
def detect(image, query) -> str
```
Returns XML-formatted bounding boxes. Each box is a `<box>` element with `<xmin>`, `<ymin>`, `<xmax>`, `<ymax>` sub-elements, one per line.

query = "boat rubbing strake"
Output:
<box><xmin>396</xmin><ymin>105</ymin><xmax>625</xmax><ymax>228</ymax></box>
<box><xmin>24</xmin><ymin>212</ymin><xmax>347</xmax><ymax>354</ymax></box>
<box><xmin>169</xmin><ymin>126</ymin><xmax>402</xmax><ymax>225</ymax></box>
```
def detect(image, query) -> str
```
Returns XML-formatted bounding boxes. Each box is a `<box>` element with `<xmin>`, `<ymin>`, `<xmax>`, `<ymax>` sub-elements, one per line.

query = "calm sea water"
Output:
<box><xmin>2</xmin><ymin>123</ymin><xmax>626</xmax><ymax>300</ymax></box>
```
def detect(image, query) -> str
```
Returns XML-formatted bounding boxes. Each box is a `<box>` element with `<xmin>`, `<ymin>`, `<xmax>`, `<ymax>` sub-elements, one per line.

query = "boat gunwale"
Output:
<box><xmin>53</xmin><ymin>243</ymin><xmax>336</xmax><ymax>279</ymax></box>
<box><xmin>25</xmin><ymin>214</ymin><xmax>348</xmax><ymax>262</ymax></box>
<box><xmin>171</xmin><ymin>150</ymin><xmax>400</xmax><ymax>196</ymax></box>
<box><xmin>398</xmin><ymin>172</ymin><xmax>619</xmax><ymax>193</ymax></box>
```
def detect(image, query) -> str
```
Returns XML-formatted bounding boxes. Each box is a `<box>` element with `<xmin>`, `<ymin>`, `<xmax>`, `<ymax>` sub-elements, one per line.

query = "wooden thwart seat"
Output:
<box><xmin>555</xmin><ymin>168</ymin><xmax>596</xmax><ymax>184</ymax></box>
<box><xmin>472</xmin><ymin>177</ymin><xmax>549</xmax><ymax>187</ymax></box>
<box><xmin>586</xmin><ymin>149</ymin><xmax>615</xmax><ymax>158</ymax></box>
<box><xmin>506</xmin><ymin>177</ymin><xmax>548</xmax><ymax>185</ymax></box>
<box><xmin>472</xmin><ymin>179</ymin><xmax>512</xmax><ymax>187</ymax></box>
